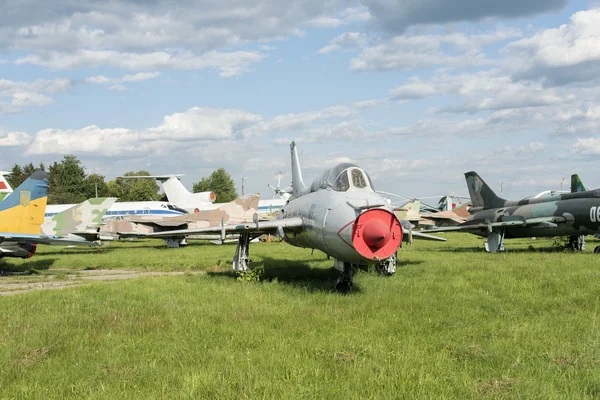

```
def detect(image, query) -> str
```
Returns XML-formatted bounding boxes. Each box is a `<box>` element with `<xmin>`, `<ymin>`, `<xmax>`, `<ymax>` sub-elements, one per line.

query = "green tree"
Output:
<box><xmin>106</xmin><ymin>171</ymin><xmax>160</xmax><ymax>202</ymax></box>
<box><xmin>48</xmin><ymin>155</ymin><xmax>87</xmax><ymax>204</ymax></box>
<box><xmin>6</xmin><ymin>164</ymin><xmax>25</xmax><ymax>189</ymax></box>
<box><xmin>84</xmin><ymin>173</ymin><xmax>110</xmax><ymax>199</ymax></box>
<box><xmin>193</xmin><ymin>168</ymin><xmax>238</xmax><ymax>202</ymax></box>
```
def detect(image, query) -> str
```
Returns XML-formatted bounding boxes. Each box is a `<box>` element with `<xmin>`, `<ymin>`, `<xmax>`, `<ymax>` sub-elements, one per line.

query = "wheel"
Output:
<box><xmin>594</xmin><ymin>246</ymin><xmax>600</xmax><ymax>254</ymax></box>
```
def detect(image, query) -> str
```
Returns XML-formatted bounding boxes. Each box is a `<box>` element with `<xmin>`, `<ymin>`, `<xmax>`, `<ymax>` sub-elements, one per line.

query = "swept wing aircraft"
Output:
<box><xmin>0</xmin><ymin>170</ymin><xmax>98</xmax><ymax>259</ymax></box>
<box><xmin>138</xmin><ymin>142</ymin><xmax>444</xmax><ymax>290</ymax></box>
<box><xmin>427</xmin><ymin>171</ymin><xmax>600</xmax><ymax>252</ymax></box>
<box><xmin>99</xmin><ymin>194</ymin><xmax>259</xmax><ymax>246</ymax></box>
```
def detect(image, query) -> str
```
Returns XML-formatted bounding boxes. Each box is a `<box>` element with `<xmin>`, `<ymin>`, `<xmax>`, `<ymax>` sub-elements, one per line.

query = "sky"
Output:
<box><xmin>1</xmin><ymin>0</ymin><xmax>600</xmax><ymax>201</ymax></box>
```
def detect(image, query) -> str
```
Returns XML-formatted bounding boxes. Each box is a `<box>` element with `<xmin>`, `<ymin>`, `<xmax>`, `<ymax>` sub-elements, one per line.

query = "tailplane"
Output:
<box><xmin>464</xmin><ymin>171</ymin><xmax>507</xmax><ymax>210</ymax></box>
<box><xmin>0</xmin><ymin>170</ymin><xmax>48</xmax><ymax>234</ymax></box>
<box><xmin>571</xmin><ymin>174</ymin><xmax>588</xmax><ymax>193</ymax></box>
<box><xmin>42</xmin><ymin>197</ymin><xmax>117</xmax><ymax>237</ymax></box>
<box><xmin>290</xmin><ymin>141</ymin><xmax>307</xmax><ymax>198</ymax></box>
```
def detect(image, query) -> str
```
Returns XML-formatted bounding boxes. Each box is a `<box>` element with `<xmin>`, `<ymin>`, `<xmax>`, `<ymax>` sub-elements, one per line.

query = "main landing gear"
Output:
<box><xmin>567</xmin><ymin>235</ymin><xmax>586</xmax><ymax>251</ymax></box>
<box><xmin>485</xmin><ymin>231</ymin><xmax>505</xmax><ymax>253</ymax></box>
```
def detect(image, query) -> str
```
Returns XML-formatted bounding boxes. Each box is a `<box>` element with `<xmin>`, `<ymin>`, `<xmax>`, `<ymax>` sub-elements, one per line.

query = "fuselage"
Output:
<box><xmin>277</xmin><ymin>163</ymin><xmax>402</xmax><ymax>265</ymax></box>
<box><xmin>45</xmin><ymin>201</ymin><xmax>187</xmax><ymax>221</ymax></box>
<box><xmin>469</xmin><ymin>189</ymin><xmax>600</xmax><ymax>238</ymax></box>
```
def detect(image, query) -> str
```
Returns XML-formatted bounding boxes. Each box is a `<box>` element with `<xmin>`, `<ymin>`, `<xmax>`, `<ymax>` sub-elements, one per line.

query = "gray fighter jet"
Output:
<box><xmin>142</xmin><ymin>142</ymin><xmax>444</xmax><ymax>290</ymax></box>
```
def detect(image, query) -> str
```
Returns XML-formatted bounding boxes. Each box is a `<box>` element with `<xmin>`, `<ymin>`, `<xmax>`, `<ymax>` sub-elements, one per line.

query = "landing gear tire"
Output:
<box><xmin>594</xmin><ymin>246</ymin><xmax>600</xmax><ymax>254</ymax></box>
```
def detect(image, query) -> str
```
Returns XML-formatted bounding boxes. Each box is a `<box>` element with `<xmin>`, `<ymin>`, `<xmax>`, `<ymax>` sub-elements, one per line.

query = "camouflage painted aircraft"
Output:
<box><xmin>134</xmin><ymin>142</ymin><xmax>444</xmax><ymax>290</ymax></box>
<box><xmin>427</xmin><ymin>171</ymin><xmax>600</xmax><ymax>253</ymax></box>
<box><xmin>394</xmin><ymin>199</ymin><xmax>468</xmax><ymax>228</ymax></box>
<box><xmin>99</xmin><ymin>194</ymin><xmax>259</xmax><ymax>247</ymax></box>
<box><xmin>41</xmin><ymin>197</ymin><xmax>117</xmax><ymax>241</ymax></box>
<box><xmin>0</xmin><ymin>170</ymin><xmax>98</xmax><ymax>259</ymax></box>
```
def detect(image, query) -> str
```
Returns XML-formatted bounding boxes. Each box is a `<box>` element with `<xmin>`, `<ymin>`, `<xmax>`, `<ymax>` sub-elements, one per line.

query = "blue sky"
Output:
<box><xmin>1</xmin><ymin>0</ymin><xmax>600</xmax><ymax>201</ymax></box>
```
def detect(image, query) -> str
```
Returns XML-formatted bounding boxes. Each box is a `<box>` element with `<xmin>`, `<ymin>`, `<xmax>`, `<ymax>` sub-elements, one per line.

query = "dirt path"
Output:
<box><xmin>0</xmin><ymin>269</ymin><xmax>205</xmax><ymax>296</ymax></box>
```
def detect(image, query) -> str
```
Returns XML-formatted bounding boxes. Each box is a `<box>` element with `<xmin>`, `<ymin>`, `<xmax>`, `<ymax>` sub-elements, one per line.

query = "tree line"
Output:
<box><xmin>7</xmin><ymin>155</ymin><xmax>238</xmax><ymax>204</ymax></box>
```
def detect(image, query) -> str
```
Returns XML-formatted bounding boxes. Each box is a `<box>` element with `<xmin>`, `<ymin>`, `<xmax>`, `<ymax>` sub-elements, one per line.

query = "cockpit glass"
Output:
<box><xmin>167</xmin><ymin>204</ymin><xmax>188</xmax><ymax>214</ymax></box>
<box><xmin>351</xmin><ymin>169</ymin><xmax>367</xmax><ymax>188</ymax></box>
<box><xmin>334</xmin><ymin>171</ymin><xmax>350</xmax><ymax>192</ymax></box>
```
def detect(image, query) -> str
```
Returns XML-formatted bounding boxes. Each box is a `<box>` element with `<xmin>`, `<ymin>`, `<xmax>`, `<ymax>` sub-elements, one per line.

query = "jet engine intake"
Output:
<box><xmin>352</xmin><ymin>209</ymin><xmax>402</xmax><ymax>260</ymax></box>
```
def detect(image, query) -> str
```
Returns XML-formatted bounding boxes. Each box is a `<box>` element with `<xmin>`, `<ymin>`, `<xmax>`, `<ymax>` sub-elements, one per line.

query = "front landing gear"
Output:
<box><xmin>233</xmin><ymin>233</ymin><xmax>252</xmax><ymax>272</ymax></box>
<box><xmin>333</xmin><ymin>259</ymin><xmax>356</xmax><ymax>293</ymax></box>
<box><xmin>376</xmin><ymin>253</ymin><xmax>397</xmax><ymax>276</ymax></box>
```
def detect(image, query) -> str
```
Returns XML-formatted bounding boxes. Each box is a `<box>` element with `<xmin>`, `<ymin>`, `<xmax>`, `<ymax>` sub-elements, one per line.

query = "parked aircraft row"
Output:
<box><xmin>2</xmin><ymin>142</ymin><xmax>598</xmax><ymax>291</ymax></box>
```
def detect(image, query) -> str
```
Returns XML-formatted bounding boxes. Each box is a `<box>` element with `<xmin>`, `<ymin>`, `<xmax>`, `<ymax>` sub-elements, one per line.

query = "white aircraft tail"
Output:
<box><xmin>0</xmin><ymin>171</ymin><xmax>13</xmax><ymax>201</ymax></box>
<box><xmin>290</xmin><ymin>141</ymin><xmax>307</xmax><ymax>197</ymax></box>
<box><xmin>119</xmin><ymin>174</ymin><xmax>216</xmax><ymax>211</ymax></box>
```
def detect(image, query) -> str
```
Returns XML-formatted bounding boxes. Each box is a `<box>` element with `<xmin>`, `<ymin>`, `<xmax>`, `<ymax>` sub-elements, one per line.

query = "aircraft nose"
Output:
<box><xmin>362</xmin><ymin>218</ymin><xmax>390</xmax><ymax>249</ymax></box>
<box><xmin>352</xmin><ymin>209</ymin><xmax>402</xmax><ymax>260</ymax></box>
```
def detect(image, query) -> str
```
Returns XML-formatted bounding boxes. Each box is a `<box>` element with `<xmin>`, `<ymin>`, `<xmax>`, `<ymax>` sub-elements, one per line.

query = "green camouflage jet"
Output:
<box><xmin>427</xmin><ymin>171</ymin><xmax>600</xmax><ymax>253</ymax></box>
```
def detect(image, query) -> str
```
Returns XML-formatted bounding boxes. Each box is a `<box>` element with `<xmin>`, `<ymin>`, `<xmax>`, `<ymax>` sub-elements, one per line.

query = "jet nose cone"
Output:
<box><xmin>362</xmin><ymin>219</ymin><xmax>390</xmax><ymax>250</ymax></box>
<box><xmin>352</xmin><ymin>209</ymin><xmax>402</xmax><ymax>260</ymax></box>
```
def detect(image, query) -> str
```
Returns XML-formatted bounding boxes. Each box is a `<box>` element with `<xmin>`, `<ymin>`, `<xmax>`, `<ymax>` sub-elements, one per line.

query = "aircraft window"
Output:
<box><xmin>167</xmin><ymin>204</ymin><xmax>188</xmax><ymax>214</ymax></box>
<box><xmin>351</xmin><ymin>169</ymin><xmax>367</xmax><ymax>188</ymax></box>
<box><xmin>335</xmin><ymin>171</ymin><xmax>350</xmax><ymax>192</ymax></box>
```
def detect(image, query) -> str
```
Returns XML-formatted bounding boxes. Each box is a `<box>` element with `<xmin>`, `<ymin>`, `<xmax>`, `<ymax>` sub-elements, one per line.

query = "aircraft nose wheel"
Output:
<box><xmin>334</xmin><ymin>262</ymin><xmax>356</xmax><ymax>293</ymax></box>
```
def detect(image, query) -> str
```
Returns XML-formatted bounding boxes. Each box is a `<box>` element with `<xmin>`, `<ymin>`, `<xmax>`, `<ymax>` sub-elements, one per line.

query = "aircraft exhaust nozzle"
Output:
<box><xmin>352</xmin><ymin>209</ymin><xmax>402</xmax><ymax>260</ymax></box>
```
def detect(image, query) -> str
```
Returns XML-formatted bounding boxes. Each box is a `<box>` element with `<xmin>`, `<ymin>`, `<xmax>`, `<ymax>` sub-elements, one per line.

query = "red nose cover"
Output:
<box><xmin>352</xmin><ymin>209</ymin><xmax>402</xmax><ymax>260</ymax></box>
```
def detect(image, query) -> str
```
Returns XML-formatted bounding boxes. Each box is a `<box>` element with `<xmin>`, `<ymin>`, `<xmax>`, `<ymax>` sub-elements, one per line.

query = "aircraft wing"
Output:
<box><xmin>0</xmin><ymin>233</ymin><xmax>99</xmax><ymax>246</ymax></box>
<box><xmin>141</xmin><ymin>217</ymin><xmax>304</xmax><ymax>239</ymax></box>
<box><xmin>425</xmin><ymin>216</ymin><xmax>567</xmax><ymax>233</ymax></box>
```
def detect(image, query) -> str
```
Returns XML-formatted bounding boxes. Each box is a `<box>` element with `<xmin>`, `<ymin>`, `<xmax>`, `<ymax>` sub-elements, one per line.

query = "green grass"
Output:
<box><xmin>1</xmin><ymin>234</ymin><xmax>600</xmax><ymax>398</ymax></box>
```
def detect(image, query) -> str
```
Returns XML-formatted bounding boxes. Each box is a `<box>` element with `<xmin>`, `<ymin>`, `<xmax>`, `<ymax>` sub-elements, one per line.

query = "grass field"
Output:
<box><xmin>1</xmin><ymin>234</ymin><xmax>600</xmax><ymax>398</ymax></box>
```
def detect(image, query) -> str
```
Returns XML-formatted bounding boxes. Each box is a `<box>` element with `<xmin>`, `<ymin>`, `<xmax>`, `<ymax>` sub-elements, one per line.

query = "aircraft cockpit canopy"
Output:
<box><xmin>311</xmin><ymin>163</ymin><xmax>375</xmax><ymax>193</ymax></box>
<box><xmin>161</xmin><ymin>203</ymin><xmax>189</xmax><ymax>214</ymax></box>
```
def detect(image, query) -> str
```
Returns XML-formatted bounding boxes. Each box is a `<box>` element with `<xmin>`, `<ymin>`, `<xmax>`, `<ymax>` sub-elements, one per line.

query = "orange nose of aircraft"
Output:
<box><xmin>352</xmin><ymin>209</ymin><xmax>402</xmax><ymax>260</ymax></box>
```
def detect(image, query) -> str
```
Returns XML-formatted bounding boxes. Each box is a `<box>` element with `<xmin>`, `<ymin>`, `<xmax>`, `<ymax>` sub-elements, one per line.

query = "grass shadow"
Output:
<box><xmin>0</xmin><ymin>258</ymin><xmax>57</xmax><ymax>275</ymax></box>
<box><xmin>207</xmin><ymin>256</ymin><xmax>363</xmax><ymax>294</ymax></box>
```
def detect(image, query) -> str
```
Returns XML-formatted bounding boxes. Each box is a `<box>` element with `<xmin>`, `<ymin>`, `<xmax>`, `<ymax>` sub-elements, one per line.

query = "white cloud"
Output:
<box><xmin>317</xmin><ymin>32</ymin><xmax>367</xmax><ymax>54</ymax></box>
<box><xmin>518</xmin><ymin>141</ymin><xmax>546</xmax><ymax>154</ymax></box>
<box><xmin>149</xmin><ymin>107</ymin><xmax>263</xmax><ymax>140</ymax></box>
<box><xmin>505</xmin><ymin>8</ymin><xmax>600</xmax><ymax>85</ymax></box>
<box><xmin>570</xmin><ymin>137</ymin><xmax>600</xmax><ymax>156</ymax></box>
<box><xmin>349</xmin><ymin>32</ymin><xmax>498</xmax><ymax>72</ymax></box>
<box><xmin>0</xmin><ymin>78</ymin><xmax>72</xmax><ymax>113</ymax></box>
<box><xmin>11</xmin><ymin>91</ymin><xmax>54</xmax><ymax>106</ymax></box>
<box><xmin>390</xmin><ymin>71</ymin><xmax>573</xmax><ymax>112</ymax></box>
<box><xmin>0</xmin><ymin>131</ymin><xmax>31</xmax><ymax>147</ymax></box>
<box><xmin>17</xmin><ymin>50</ymin><xmax>265</xmax><ymax>77</ymax></box>
<box><xmin>260</xmin><ymin>106</ymin><xmax>357</xmax><ymax>133</ymax></box>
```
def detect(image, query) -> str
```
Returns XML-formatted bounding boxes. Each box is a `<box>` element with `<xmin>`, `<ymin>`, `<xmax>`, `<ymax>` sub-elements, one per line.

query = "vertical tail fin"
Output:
<box><xmin>290</xmin><ymin>141</ymin><xmax>307</xmax><ymax>197</ymax></box>
<box><xmin>0</xmin><ymin>171</ymin><xmax>13</xmax><ymax>202</ymax></box>
<box><xmin>161</xmin><ymin>176</ymin><xmax>216</xmax><ymax>207</ymax></box>
<box><xmin>0</xmin><ymin>170</ymin><xmax>48</xmax><ymax>234</ymax></box>
<box><xmin>42</xmin><ymin>197</ymin><xmax>118</xmax><ymax>237</ymax></box>
<box><xmin>571</xmin><ymin>174</ymin><xmax>588</xmax><ymax>193</ymax></box>
<box><xmin>464</xmin><ymin>171</ymin><xmax>506</xmax><ymax>210</ymax></box>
